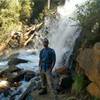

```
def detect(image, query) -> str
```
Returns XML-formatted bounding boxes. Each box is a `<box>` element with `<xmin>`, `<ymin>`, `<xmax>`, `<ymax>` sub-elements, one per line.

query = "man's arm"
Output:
<box><xmin>49</xmin><ymin>49</ymin><xmax>56</xmax><ymax>72</ymax></box>
<box><xmin>52</xmin><ymin>50</ymin><xmax>56</xmax><ymax>68</ymax></box>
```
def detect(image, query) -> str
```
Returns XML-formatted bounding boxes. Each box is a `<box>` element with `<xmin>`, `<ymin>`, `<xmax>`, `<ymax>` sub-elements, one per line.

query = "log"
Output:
<box><xmin>22</xmin><ymin>22</ymin><xmax>43</xmax><ymax>47</ymax></box>
<box><xmin>0</xmin><ymin>43</ymin><xmax>7</xmax><ymax>53</ymax></box>
<box><xmin>0</xmin><ymin>22</ymin><xmax>43</xmax><ymax>50</ymax></box>
<box><xmin>48</xmin><ymin>0</ymin><xmax>51</xmax><ymax>9</ymax></box>
<box><xmin>24</xmin><ymin>34</ymin><xmax>35</xmax><ymax>47</ymax></box>
<box><xmin>24</xmin><ymin>23</ymin><xmax>43</xmax><ymax>36</ymax></box>
<box><xmin>25</xmin><ymin>26</ymin><xmax>36</xmax><ymax>36</ymax></box>
<box><xmin>35</xmin><ymin>22</ymin><xmax>43</xmax><ymax>31</ymax></box>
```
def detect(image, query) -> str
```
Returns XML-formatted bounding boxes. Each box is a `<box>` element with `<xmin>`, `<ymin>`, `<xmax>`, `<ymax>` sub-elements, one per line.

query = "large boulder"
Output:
<box><xmin>54</xmin><ymin>67</ymin><xmax>69</xmax><ymax>75</ymax></box>
<box><xmin>77</xmin><ymin>42</ymin><xmax>100</xmax><ymax>97</ymax></box>
<box><xmin>0</xmin><ymin>66</ymin><xmax>25</xmax><ymax>83</ymax></box>
<box><xmin>87</xmin><ymin>83</ymin><xmax>100</xmax><ymax>97</ymax></box>
<box><xmin>24</xmin><ymin>70</ymin><xmax>36</xmax><ymax>81</ymax></box>
<box><xmin>8</xmin><ymin>58</ymin><xmax>28</xmax><ymax>66</ymax></box>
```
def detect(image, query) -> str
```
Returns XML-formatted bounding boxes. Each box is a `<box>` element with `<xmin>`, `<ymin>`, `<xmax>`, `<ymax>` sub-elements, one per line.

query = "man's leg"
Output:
<box><xmin>39</xmin><ymin>71</ymin><xmax>47</xmax><ymax>95</ymax></box>
<box><xmin>46</xmin><ymin>72</ymin><xmax>59</xmax><ymax>100</ymax></box>
<box><xmin>46</xmin><ymin>71</ymin><xmax>54</xmax><ymax>92</ymax></box>
<box><xmin>41</xmin><ymin>72</ymin><xmax>47</xmax><ymax>88</ymax></box>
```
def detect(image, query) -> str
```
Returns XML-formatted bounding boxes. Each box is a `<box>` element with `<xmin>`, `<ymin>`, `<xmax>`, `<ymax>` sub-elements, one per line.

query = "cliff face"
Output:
<box><xmin>77</xmin><ymin>42</ymin><xmax>100</xmax><ymax>97</ymax></box>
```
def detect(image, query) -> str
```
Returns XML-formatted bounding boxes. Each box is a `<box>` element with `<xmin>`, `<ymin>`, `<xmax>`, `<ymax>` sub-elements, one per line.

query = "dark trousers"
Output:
<box><xmin>40</xmin><ymin>70</ymin><xmax>53</xmax><ymax>91</ymax></box>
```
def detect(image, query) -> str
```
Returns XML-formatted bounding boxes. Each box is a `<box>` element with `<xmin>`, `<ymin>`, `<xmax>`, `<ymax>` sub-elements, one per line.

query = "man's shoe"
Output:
<box><xmin>39</xmin><ymin>88</ymin><xmax>47</xmax><ymax>95</ymax></box>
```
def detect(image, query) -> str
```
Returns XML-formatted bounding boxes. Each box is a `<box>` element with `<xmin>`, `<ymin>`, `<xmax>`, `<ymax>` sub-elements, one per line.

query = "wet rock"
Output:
<box><xmin>55</xmin><ymin>67</ymin><xmax>69</xmax><ymax>75</ymax></box>
<box><xmin>0</xmin><ymin>86</ymin><xmax>9</xmax><ymax>94</ymax></box>
<box><xmin>53</xmin><ymin>67</ymin><xmax>73</xmax><ymax>93</ymax></box>
<box><xmin>8</xmin><ymin>53</ymin><xmax>19</xmax><ymax>59</ymax></box>
<box><xmin>10</xmin><ymin>88</ymin><xmax>22</xmax><ymax>100</ymax></box>
<box><xmin>3</xmin><ymin>88</ymin><xmax>11</xmax><ymax>97</ymax></box>
<box><xmin>0</xmin><ymin>66</ymin><xmax>21</xmax><ymax>77</ymax></box>
<box><xmin>0</xmin><ymin>66</ymin><xmax>25</xmax><ymax>83</ymax></box>
<box><xmin>30</xmin><ymin>76</ymin><xmax>42</xmax><ymax>90</ymax></box>
<box><xmin>8</xmin><ymin>71</ymin><xmax>25</xmax><ymax>83</ymax></box>
<box><xmin>19</xmin><ymin>76</ymin><xmax>41</xmax><ymax>100</ymax></box>
<box><xmin>8</xmin><ymin>58</ymin><xmax>28</xmax><ymax>66</ymax></box>
<box><xmin>24</xmin><ymin>71</ymin><xmax>36</xmax><ymax>81</ymax></box>
<box><xmin>87</xmin><ymin>83</ymin><xmax>100</xmax><ymax>97</ymax></box>
<box><xmin>56</xmin><ymin>75</ymin><xmax>73</xmax><ymax>93</ymax></box>
<box><xmin>9</xmin><ymin>66</ymin><xmax>21</xmax><ymax>72</ymax></box>
<box><xmin>77</xmin><ymin>42</ymin><xmax>100</xmax><ymax>97</ymax></box>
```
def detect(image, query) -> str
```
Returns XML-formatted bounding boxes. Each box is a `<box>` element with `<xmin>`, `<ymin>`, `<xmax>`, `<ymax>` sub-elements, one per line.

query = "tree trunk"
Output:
<box><xmin>48</xmin><ymin>0</ymin><xmax>50</xmax><ymax>9</ymax></box>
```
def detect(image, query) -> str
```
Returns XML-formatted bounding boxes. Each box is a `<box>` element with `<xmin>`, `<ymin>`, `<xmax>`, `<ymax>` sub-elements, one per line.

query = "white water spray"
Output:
<box><xmin>44</xmin><ymin>0</ymin><xmax>87</xmax><ymax>69</ymax></box>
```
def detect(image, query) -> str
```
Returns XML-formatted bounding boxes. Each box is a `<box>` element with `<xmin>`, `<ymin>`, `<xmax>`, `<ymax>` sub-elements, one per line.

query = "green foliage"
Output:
<box><xmin>75</xmin><ymin>0</ymin><xmax>100</xmax><ymax>47</ymax></box>
<box><xmin>0</xmin><ymin>0</ymin><xmax>47</xmax><ymax>43</ymax></box>
<box><xmin>0</xmin><ymin>0</ymin><xmax>22</xmax><ymax>42</ymax></box>
<box><xmin>0</xmin><ymin>0</ymin><xmax>60</xmax><ymax>43</ymax></box>
<box><xmin>19</xmin><ymin>0</ymin><xmax>32</xmax><ymax>24</ymax></box>
<box><xmin>72</xmin><ymin>74</ymin><xmax>87</xmax><ymax>94</ymax></box>
<box><xmin>30</xmin><ymin>0</ymin><xmax>46</xmax><ymax>22</ymax></box>
<box><xmin>75</xmin><ymin>0</ymin><xmax>100</xmax><ymax>33</ymax></box>
<box><xmin>91</xmin><ymin>96</ymin><xmax>100</xmax><ymax>100</ymax></box>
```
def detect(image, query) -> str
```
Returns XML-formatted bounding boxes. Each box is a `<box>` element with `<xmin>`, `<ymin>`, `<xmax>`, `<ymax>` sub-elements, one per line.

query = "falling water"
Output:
<box><xmin>44</xmin><ymin>0</ymin><xmax>87</xmax><ymax>69</ymax></box>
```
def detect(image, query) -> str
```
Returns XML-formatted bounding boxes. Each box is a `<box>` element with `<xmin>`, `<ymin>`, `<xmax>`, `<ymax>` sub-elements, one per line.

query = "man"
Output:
<box><xmin>39</xmin><ymin>38</ymin><xmax>56</xmax><ymax>95</ymax></box>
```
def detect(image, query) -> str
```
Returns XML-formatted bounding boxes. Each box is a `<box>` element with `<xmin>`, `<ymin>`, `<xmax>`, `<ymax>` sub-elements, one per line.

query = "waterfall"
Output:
<box><xmin>44</xmin><ymin>0</ymin><xmax>87</xmax><ymax>69</ymax></box>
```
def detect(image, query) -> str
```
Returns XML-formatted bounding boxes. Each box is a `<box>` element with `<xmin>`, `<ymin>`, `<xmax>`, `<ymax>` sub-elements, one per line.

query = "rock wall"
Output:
<box><xmin>77</xmin><ymin>42</ymin><xmax>100</xmax><ymax>97</ymax></box>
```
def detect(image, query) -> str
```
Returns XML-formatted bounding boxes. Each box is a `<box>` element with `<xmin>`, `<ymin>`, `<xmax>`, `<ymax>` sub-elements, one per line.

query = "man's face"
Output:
<box><xmin>43</xmin><ymin>42</ymin><xmax>48</xmax><ymax>48</ymax></box>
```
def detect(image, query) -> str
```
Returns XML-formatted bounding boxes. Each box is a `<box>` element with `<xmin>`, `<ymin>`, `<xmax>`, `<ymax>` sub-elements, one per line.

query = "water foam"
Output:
<box><xmin>45</xmin><ymin>0</ymin><xmax>87</xmax><ymax>68</ymax></box>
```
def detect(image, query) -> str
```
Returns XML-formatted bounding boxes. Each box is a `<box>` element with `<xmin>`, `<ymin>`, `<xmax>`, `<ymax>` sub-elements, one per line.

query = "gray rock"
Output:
<box><xmin>24</xmin><ymin>71</ymin><xmax>36</xmax><ymax>81</ymax></box>
<box><xmin>8</xmin><ymin>58</ymin><xmax>28</xmax><ymax>66</ymax></box>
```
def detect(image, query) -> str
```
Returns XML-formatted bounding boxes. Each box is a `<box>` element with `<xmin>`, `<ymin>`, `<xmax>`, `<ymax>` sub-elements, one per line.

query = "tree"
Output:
<box><xmin>0</xmin><ymin>0</ymin><xmax>21</xmax><ymax>42</ymax></box>
<box><xmin>75</xmin><ymin>0</ymin><xmax>100</xmax><ymax>34</ymax></box>
<box><xmin>19</xmin><ymin>0</ymin><xmax>32</xmax><ymax>24</ymax></box>
<box><xmin>74</xmin><ymin>0</ymin><xmax>100</xmax><ymax>47</ymax></box>
<box><xmin>30</xmin><ymin>0</ymin><xmax>46</xmax><ymax>23</ymax></box>
<box><xmin>48</xmin><ymin>0</ymin><xmax>51</xmax><ymax>9</ymax></box>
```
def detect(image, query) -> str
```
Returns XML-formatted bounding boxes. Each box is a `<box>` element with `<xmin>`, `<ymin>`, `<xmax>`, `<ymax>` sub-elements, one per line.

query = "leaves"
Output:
<box><xmin>75</xmin><ymin>0</ymin><xmax>100</xmax><ymax>34</ymax></box>
<box><xmin>0</xmin><ymin>0</ymin><xmax>53</xmax><ymax>43</ymax></box>
<box><xmin>0</xmin><ymin>0</ymin><xmax>32</xmax><ymax>42</ymax></box>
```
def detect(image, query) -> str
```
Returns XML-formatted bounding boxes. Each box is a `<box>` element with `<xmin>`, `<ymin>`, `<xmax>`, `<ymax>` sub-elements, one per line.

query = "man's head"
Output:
<box><xmin>43</xmin><ymin>38</ymin><xmax>49</xmax><ymax>48</ymax></box>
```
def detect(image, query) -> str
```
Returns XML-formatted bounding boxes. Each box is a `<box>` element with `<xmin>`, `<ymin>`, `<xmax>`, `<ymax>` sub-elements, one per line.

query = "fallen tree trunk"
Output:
<box><xmin>0</xmin><ymin>22</ymin><xmax>43</xmax><ymax>51</ymax></box>
<box><xmin>24</xmin><ymin>34</ymin><xmax>35</xmax><ymax>47</ymax></box>
<box><xmin>0</xmin><ymin>43</ymin><xmax>7</xmax><ymax>53</ymax></box>
<box><xmin>24</xmin><ymin>23</ymin><xmax>43</xmax><ymax>36</ymax></box>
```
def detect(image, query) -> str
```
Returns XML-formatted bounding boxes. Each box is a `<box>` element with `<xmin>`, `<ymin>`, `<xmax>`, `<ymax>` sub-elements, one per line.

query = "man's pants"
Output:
<box><xmin>40</xmin><ymin>70</ymin><xmax>53</xmax><ymax>91</ymax></box>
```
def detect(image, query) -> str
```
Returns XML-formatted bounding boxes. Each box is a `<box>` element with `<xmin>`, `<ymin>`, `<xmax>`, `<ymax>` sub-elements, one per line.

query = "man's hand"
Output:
<box><xmin>49</xmin><ymin>67</ymin><xmax>53</xmax><ymax>72</ymax></box>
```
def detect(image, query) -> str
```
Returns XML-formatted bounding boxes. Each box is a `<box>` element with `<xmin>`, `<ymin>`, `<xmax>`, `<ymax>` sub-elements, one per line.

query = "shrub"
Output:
<box><xmin>72</xmin><ymin>74</ymin><xmax>87</xmax><ymax>94</ymax></box>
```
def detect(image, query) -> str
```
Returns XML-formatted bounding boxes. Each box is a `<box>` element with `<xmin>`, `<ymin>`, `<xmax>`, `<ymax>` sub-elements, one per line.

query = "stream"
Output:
<box><xmin>0</xmin><ymin>0</ymin><xmax>89</xmax><ymax>99</ymax></box>
<box><xmin>0</xmin><ymin>49</ymin><xmax>39</xmax><ymax>72</ymax></box>
<box><xmin>0</xmin><ymin>49</ymin><xmax>39</xmax><ymax>100</ymax></box>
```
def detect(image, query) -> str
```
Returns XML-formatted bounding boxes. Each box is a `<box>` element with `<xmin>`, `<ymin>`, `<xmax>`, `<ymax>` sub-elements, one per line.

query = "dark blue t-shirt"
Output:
<box><xmin>39</xmin><ymin>47</ymin><xmax>56</xmax><ymax>71</ymax></box>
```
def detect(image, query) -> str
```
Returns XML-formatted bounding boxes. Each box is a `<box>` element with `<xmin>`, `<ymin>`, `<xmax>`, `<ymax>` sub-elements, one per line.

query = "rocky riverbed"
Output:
<box><xmin>0</xmin><ymin>49</ymin><xmax>40</xmax><ymax>99</ymax></box>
